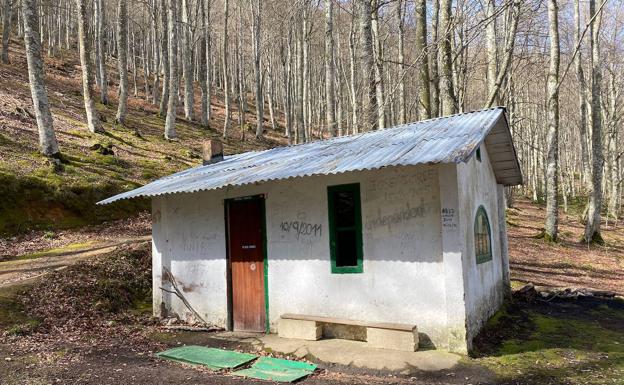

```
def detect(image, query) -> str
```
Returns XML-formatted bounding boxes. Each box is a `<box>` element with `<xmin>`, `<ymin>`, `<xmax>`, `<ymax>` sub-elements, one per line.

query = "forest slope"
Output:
<box><xmin>0</xmin><ymin>38</ymin><xmax>285</xmax><ymax>236</ymax></box>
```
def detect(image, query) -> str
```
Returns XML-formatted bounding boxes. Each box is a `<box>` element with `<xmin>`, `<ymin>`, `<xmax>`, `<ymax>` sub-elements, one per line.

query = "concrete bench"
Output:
<box><xmin>277</xmin><ymin>313</ymin><xmax>419</xmax><ymax>352</ymax></box>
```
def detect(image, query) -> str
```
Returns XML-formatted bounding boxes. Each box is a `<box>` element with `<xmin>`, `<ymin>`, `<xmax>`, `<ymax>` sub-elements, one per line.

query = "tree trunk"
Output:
<box><xmin>116</xmin><ymin>0</ymin><xmax>128</xmax><ymax>125</ymax></box>
<box><xmin>151</xmin><ymin>0</ymin><xmax>160</xmax><ymax>105</ymax></box>
<box><xmin>295</xmin><ymin>16</ymin><xmax>304</xmax><ymax>142</ymax></box>
<box><xmin>371</xmin><ymin>0</ymin><xmax>385</xmax><ymax>129</ymax></box>
<box><xmin>414</xmin><ymin>0</ymin><xmax>430</xmax><ymax>119</ymax></box>
<box><xmin>544</xmin><ymin>0</ymin><xmax>560</xmax><ymax>241</ymax></box>
<box><xmin>358</xmin><ymin>0</ymin><xmax>377</xmax><ymax>131</ymax></box>
<box><xmin>181</xmin><ymin>0</ymin><xmax>194</xmax><ymax>121</ymax></box>
<box><xmin>574</xmin><ymin>0</ymin><xmax>590</xmax><ymax>189</ymax></box>
<box><xmin>348</xmin><ymin>9</ymin><xmax>358</xmax><ymax>132</ymax></box>
<box><xmin>430</xmin><ymin>0</ymin><xmax>440</xmax><ymax>117</ymax></box>
<box><xmin>395</xmin><ymin>0</ymin><xmax>406</xmax><ymax>123</ymax></box>
<box><xmin>222</xmin><ymin>0</ymin><xmax>230</xmax><ymax>137</ymax></box>
<box><xmin>205</xmin><ymin>0</ymin><xmax>212</xmax><ymax>124</ymax></box>
<box><xmin>484</xmin><ymin>1</ymin><xmax>520</xmax><ymax>108</ymax></box>
<box><xmin>266</xmin><ymin>60</ymin><xmax>276</xmax><ymax>131</ymax></box>
<box><xmin>302</xmin><ymin>11</ymin><xmax>310</xmax><ymax>139</ymax></box>
<box><xmin>606</xmin><ymin>73</ymin><xmax>619</xmax><ymax>222</ymax></box>
<box><xmin>76</xmin><ymin>0</ymin><xmax>103</xmax><ymax>133</ymax></box>
<box><xmin>164</xmin><ymin>0</ymin><xmax>178</xmax><ymax>139</ymax></box>
<box><xmin>324</xmin><ymin>0</ymin><xmax>336</xmax><ymax>136</ymax></box>
<box><xmin>252</xmin><ymin>0</ymin><xmax>263</xmax><ymax>137</ymax></box>
<box><xmin>584</xmin><ymin>0</ymin><xmax>603</xmax><ymax>243</ymax></box>
<box><xmin>158</xmin><ymin>0</ymin><xmax>169</xmax><ymax>116</ymax></box>
<box><xmin>199</xmin><ymin>0</ymin><xmax>209</xmax><ymax>127</ymax></box>
<box><xmin>131</xmin><ymin>30</ymin><xmax>138</xmax><ymax>97</ymax></box>
<box><xmin>439</xmin><ymin>0</ymin><xmax>457</xmax><ymax>116</ymax></box>
<box><xmin>95</xmin><ymin>0</ymin><xmax>108</xmax><ymax>104</ymax></box>
<box><xmin>485</xmin><ymin>0</ymin><xmax>497</xmax><ymax>105</ymax></box>
<box><xmin>22</xmin><ymin>0</ymin><xmax>59</xmax><ymax>157</ymax></box>
<box><xmin>2</xmin><ymin>0</ymin><xmax>12</xmax><ymax>64</ymax></box>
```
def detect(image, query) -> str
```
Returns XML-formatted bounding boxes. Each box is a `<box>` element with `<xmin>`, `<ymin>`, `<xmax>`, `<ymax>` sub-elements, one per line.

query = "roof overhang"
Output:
<box><xmin>481</xmin><ymin>111</ymin><xmax>523</xmax><ymax>186</ymax></box>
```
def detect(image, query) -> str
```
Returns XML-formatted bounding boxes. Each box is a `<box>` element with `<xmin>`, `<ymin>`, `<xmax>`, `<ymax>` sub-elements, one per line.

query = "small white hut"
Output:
<box><xmin>100</xmin><ymin>107</ymin><xmax>522</xmax><ymax>353</ymax></box>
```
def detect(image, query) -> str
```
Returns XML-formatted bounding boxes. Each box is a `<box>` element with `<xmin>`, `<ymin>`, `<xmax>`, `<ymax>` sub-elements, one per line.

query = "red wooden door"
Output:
<box><xmin>227</xmin><ymin>198</ymin><xmax>266</xmax><ymax>332</ymax></box>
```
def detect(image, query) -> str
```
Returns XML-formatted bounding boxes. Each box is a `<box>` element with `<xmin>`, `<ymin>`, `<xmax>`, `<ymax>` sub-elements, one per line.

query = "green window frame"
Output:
<box><xmin>327</xmin><ymin>183</ymin><xmax>363</xmax><ymax>274</ymax></box>
<box><xmin>474</xmin><ymin>205</ymin><xmax>492</xmax><ymax>264</ymax></box>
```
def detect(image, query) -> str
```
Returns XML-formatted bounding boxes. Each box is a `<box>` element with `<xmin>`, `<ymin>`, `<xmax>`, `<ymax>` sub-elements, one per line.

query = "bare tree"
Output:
<box><xmin>76</xmin><ymin>0</ymin><xmax>103</xmax><ymax>133</ymax></box>
<box><xmin>574</xmin><ymin>0</ymin><xmax>590</xmax><ymax>187</ymax></box>
<box><xmin>164</xmin><ymin>0</ymin><xmax>178</xmax><ymax>139</ymax></box>
<box><xmin>348</xmin><ymin>8</ymin><xmax>358</xmax><ymax>131</ymax></box>
<box><xmin>485</xmin><ymin>0</ymin><xmax>497</xmax><ymax>106</ymax></box>
<box><xmin>324</xmin><ymin>0</ymin><xmax>336</xmax><ymax>136</ymax></box>
<box><xmin>181</xmin><ymin>0</ymin><xmax>194</xmax><ymax>121</ymax></box>
<box><xmin>439</xmin><ymin>0</ymin><xmax>457</xmax><ymax>115</ymax></box>
<box><xmin>430</xmin><ymin>0</ymin><xmax>440</xmax><ymax>117</ymax></box>
<box><xmin>414</xmin><ymin>0</ymin><xmax>431</xmax><ymax>119</ymax></box>
<box><xmin>584</xmin><ymin>0</ymin><xmax>604</xmax><ymax>243</ymax></box>
<box><xmin>484</xmin><ymin>0</ymin><xmax>520</xmax><ymax>108</ymax></box>
<box><xmin>2</xmin><ymin>0</ymin><xmax>11</xmax><ymax>64</ymax></box>
<box><xmin>395</xmin><ymin>0</ymin><xmax>406</xmax><ymax>123</ymax></box>
<box><xmin>22</xmin><ymin>0</ymin><xmax>59</xmax><ymax>157</ymax></box>
<box><xmin>151</xmin><ymin>0</ymin><xmax>160</xmax><ymax>105</ymax></box>
<box><xmin>252</xmin><ymin>0</ymin><xmax>263</xmax><ymax>138</ymax></box>
<box><xmin>95</xmin><ymin>0</ymin><xmax>108</xmax><ymax>104</ymax></box>
<box><xmin>158</xmin><ymin>0</ymin><xmax>169</xmax><ymax>117</ymax></box>
<box><xmin>199</xmin><ymin>0</ymin><xmax>210</xmax><ymax>127</ymax></box>
<box><xmin>371</xmin><ymin>0</ymin><xmax>385</xmax><ymax>129</ymax></box>
<box><xmin>222</xmin><ymin>0</ymin><xmax>230</xmax><ymax>137</ymax></box>
<box><xmin>544</xmin><ymin>0</ymin><xmax>560</xmax><ymax>241</ymax></box>
<box><xmin>358</xmin><ymin>0</ymin><xmax>377</xmax><ymax>131</ymax></box>
<box><xmin>116</xmin><ymin>0</ymin><xmax>129</xmax><ymax>125</ymax></box>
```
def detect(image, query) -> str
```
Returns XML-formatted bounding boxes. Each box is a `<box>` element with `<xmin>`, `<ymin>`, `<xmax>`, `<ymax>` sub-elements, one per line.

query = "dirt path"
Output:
<box><xmin>0</xmin><ymin>236</ymin><xmax>151</xmax><ymax>287</ymax></box>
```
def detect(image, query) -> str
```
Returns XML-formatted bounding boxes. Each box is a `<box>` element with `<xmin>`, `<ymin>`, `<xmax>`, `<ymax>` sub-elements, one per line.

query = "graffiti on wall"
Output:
<box><xmin>365</xmin><ymin>199</ymin><xmax>429</xmax><ymax>231</ymax></box>
<box><xmin>280</xmin><ymin>220</ymin><xmax>322</xmax><ymax>240</ymax></box>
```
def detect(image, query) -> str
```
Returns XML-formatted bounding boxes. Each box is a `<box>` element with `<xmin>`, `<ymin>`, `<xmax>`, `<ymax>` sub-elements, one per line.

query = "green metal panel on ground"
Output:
<box><xmin>156</xmin><ymin>346</ymin><xmax>257</xmax><ymax>371</ymax></box>
<box><xmin>232</xmin><ymin>356</ymin><xmax>317</xmax><ymax>382</ymax></box>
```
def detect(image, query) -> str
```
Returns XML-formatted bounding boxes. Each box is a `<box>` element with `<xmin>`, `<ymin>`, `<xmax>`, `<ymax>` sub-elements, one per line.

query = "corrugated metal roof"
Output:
<box><xmin>99</xmin><ymin>107</ymin><xmax>522</xmax><ymax>205</ymax></box>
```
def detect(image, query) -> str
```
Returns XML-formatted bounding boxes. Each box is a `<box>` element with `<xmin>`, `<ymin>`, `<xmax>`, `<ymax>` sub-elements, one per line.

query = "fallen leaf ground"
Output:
<box><xmin>507</xmin><ymin>198</ymin><xmax>624</xmax><ymax>295</ymax></box>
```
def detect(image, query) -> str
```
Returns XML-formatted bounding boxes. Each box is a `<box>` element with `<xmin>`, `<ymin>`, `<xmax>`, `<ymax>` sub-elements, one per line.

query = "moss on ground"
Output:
<box><xmin>2</xmin><ymin>241</ymin><xmax>100</xmax><ymax>262</ymax></box>
<box><xmin>0</xmin><ymin>283</ymin><xmax>40</xmax><ymax>335</ymax></box>
<box><xmin>0</xmin><ymin>170</ymin><xmax>148</xmax><ymax>236</ymax></box>
<box><xmin>472</xmin><ymin>297</ymin><xmax>624</xmax><ymax>384</ymax></box>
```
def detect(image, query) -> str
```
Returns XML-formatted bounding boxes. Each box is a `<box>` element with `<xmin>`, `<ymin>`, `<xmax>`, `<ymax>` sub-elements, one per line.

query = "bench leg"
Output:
<box><xmin>366</xmin><ymin>327</ymin><xmax>419</xmax><ymax>351</ymax></box>
<box><xmin>278</xmin><ymin>319</ymin><xmax>322</xmax><ymax>340</ymax></box>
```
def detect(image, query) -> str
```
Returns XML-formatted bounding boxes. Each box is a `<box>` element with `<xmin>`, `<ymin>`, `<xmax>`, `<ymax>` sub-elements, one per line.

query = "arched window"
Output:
<box><xmin>474</xmin><ymin>206</ymin><xmax>492</xmax><ymax>264</ymax></box>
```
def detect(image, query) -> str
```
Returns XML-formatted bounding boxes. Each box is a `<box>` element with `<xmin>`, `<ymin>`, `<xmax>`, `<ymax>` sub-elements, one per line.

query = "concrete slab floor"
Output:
<box><xmin>210</xmin><ymin>332</ymin><xmax>461</xmax><ymax>375</ymax></box>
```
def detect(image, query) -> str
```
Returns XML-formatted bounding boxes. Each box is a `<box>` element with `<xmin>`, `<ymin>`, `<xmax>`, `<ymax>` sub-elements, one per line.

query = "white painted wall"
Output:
<box><xmin>265</xmin><ymin>166</ymin><xmax>447</xmax><ymax>347</ymax></box>
<box><xmin>456</xmin><ymin>144</ymin><xmax>506</xmax><ymax>349</ymax></box>
<box><xmin>151</xmin><ymin>159</ymin><xmax>507</xmax><ymax>352</ymax></box>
